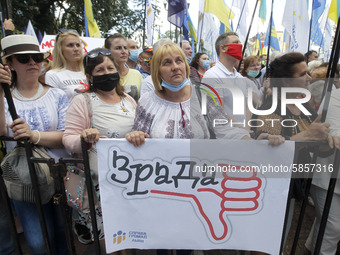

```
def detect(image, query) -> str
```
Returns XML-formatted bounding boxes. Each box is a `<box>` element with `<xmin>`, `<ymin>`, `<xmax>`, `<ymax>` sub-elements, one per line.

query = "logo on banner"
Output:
<box><xmin>106</xmin><ymin>147</ymin><xmax>265</xmax><ymax>243</ymax></box>
<box><xmin>113</xmin><ymin>230</ymin><xmax>126</xmax><ymax>244</ymax></box>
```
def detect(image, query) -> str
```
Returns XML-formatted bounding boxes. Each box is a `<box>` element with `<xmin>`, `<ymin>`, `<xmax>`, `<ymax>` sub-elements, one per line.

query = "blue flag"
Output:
<box><xmin>263</xmin><ymin>19</ymin><xmax>280</xmax><ymax>52</ymax></box>
<box><xmin>311</xmin><ymin>0</ymin><xmax>326</xmax><ymax>47</ymax></box>
<box><xmin>167</xmin><ymin>0</ymin><xmax>187</xmax><ymax>27</ymax></box>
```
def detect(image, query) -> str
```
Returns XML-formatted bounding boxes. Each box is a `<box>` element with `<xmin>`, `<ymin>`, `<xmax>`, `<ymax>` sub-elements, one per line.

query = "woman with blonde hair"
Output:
<box><xmin>126</xmin><ymin>43</ymin><xmax>282</xmax><ymax>147</ymax></box>
<box><xmin>45</xmin><ymin>29</ymin><xmax>87</xmax><ymax>100</ymax></box>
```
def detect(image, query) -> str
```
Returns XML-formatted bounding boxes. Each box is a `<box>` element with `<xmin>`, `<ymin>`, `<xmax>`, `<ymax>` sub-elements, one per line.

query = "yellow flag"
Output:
<box><xmin>84</xmin><ymin>0</ymin><xmax>101</xmax><ymax>38</ymax></box>
<box><xmin>328</xmin><ymin>0</ymin><xmax>340</xmax><ymax>24</ymax></box>
<box><xmin>204</xmin><ymin>0</ymin><xmax>235</xmax><ymax>31</ymax></box>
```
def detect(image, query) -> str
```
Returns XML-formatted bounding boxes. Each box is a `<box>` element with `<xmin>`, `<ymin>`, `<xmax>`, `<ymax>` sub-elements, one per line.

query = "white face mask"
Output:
<box><xmin>202</xmin><ymin>60</ymin><xmax>210</xmax><ymax>70</ymax></box>
<box><xmin>161</xmin><ymin>78</ymin><xmax>190</xmax><ymax>92</ymax></box>
<box><xmin>247</xmin><ymin>70</ymin><xmax>260</xmax><ymax>78</ymax></box>
<box><xmin>129</xmin><ymin>49</ymin><xmax>139</xmax><ymax>62</ymax></box>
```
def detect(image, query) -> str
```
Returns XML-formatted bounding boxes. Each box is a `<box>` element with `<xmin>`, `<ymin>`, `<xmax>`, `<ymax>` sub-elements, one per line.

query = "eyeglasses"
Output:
<box><xmin>14</xmin><ymin>54</ymin><xmax>45</xmax><ymax>64</ymax></box>
<box><xmin>250</xmin><ymin>64</ymin><xmax>261</xmax><ymax>68</ymax></box>
<box><xmin>86</xmin><ymin>49</ymin><xmax>111</xmax><ymax>59</ymax></box>
<box><xmin>85</xmin><ymin>49</ymin><xmax>111</xmax><ymax>65</ymax></box>
<box><xmin>56</xmin><ymin>28</ymin><xmax>79</xmax><ymax>42</ymax></box>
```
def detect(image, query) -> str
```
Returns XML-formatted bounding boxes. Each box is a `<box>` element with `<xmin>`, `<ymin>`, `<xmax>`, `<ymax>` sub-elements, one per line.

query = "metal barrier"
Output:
<box><xmin>0</xmin><ymin>137</ymin><xmax>338</xmax><ymax>255</ymax></box>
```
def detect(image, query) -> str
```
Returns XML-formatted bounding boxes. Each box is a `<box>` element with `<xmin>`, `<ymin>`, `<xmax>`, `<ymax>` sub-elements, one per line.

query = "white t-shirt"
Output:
<box><xmin>140</xmin><ymin>75</ymin><xmax>154</xmax><ymax>96</ymax></box>
<box><xmin>313</xmin><ymin>88</ymin><xmax>340</xmax><ymax>194</ymax></box>
<box><xmin>45</xmin><ymin>69</ymin><xmax>87</xmax><ymax>100</ymax></box>
<box><xmin>90</xmin><ymin>92</ymin><xmax>136</xmax><ymax>138</ymax></box>
<box><xmin>202</xmin><ymin>61</ymin><xmax>250</xmax><ymax>123</ymax></box>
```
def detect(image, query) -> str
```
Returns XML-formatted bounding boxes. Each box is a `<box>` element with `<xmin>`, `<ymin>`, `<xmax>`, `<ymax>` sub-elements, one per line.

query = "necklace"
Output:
<box><xmin>120</xmin><ymin>98</ymin><xmax>129</xmax><ymax>114</ymax></box>
<box><xmin>12</xmin><ymin>83</ymin><xmax>44</xmax><ymax>101</ymax></box>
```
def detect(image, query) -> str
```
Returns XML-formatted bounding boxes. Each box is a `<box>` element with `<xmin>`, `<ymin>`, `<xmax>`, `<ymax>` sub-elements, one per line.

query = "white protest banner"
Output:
<box><xmin>97</xmin><ymin>139</ymin><xmax>295</xmax><ymax>254</ymax></box>
<box><xmin>39</xmin><ymin>35</ymin><xmax>105</xmax><ymax>55</ymax></box>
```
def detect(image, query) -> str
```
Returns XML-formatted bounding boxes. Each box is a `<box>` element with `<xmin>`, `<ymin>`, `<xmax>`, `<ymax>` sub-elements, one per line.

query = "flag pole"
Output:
<box><xmin>142</xmin><ymin>0</ymin><xmax>147</xmax><ymax>48</ymax></box>
<box><xmin>238</xmin><ymin>0</ymin><xmax>260</xmax><ymax>71</ymax></box>
<box><xmin>0</xmin><ymin>0</ymin><xmax>18</xmax><ymax>121</ymax></box>
<box><xmin>84</xmin><ymin>5</ymin><xmax>89</xmax><ymax>37</ymax></box>
<box><xmin>227</xmin><ymin>0</ymin><xmax>234</xmax><ymax>31</ymax></box>
<box><xmin>198</xmin><ymin>12</ymin><xmax>204</xmax><ymax>51</ymax></box>
<box><xmin>320</xmin><ymin>15</ymin><xmax>340</xmax><ymax>122</ymax></box>
<box><xmin>236</xmin><ymin>0</ymin><xmax>247</xmax><ymax>33</ymax></box>
<box><xmin>307</xmin><ymin>0</ymin><xmax>315</xmax><ymax>65</ymax></box>
<box><xmin>265</xmin><ymin>0</ymin><xmax>275</xmax><ymax>72</ymax></box>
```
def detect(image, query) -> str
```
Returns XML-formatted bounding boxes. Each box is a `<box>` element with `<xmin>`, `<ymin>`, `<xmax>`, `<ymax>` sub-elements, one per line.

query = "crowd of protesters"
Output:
<box><xmin>0</xmin><ymin>18</ymin><xmax>339</xmax><ymax>255</ymax></box>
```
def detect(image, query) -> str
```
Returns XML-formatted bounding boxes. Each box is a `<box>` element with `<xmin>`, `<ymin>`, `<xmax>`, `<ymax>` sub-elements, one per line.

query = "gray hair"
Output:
<box><xmin>215</xmin><ymin>32</ymin><xmax>239</xmax><ymax>56</ymax></box>
<box><xmin>153</xmin><ymin>38</ymin><xmax>173</xmax><ymax>52</ymax></box>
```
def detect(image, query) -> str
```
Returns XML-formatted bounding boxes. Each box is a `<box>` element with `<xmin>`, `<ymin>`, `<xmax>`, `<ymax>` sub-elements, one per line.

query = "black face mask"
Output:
<box><xmin>92</xmin><ymin>72</ymin><xmax>120</xmax><ymax>92</ymax></box>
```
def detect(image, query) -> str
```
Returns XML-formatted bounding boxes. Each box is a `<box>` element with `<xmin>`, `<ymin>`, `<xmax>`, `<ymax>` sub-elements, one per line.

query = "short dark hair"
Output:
<box><xmin>215</xmin><ymin>32</ymin><xmax>238</xmax><ymax>56</ymax></box>
<box><xmin>304</xmin><ymin>50</ymin><xmax>317</xmax><ymax>60</ymax></box>
<box><xmin>104</xmin><ymin>33</ymin><xmax>126</xmax><ymax>50</ymax></box>
<box><xmin>83</xmin><ymin>48</ymin><xmax>125</xmax><ymax>96</ymax></box>
<box><xmin>269</xmin><ymin>52</ymin><xmax>306</xmax><ymax>88</ymax></box>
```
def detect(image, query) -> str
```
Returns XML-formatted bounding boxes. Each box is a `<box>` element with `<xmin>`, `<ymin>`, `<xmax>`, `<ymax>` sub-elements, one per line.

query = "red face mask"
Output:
<box><xmin>224</xmin><ymin>44</ymin><xmax>243</xmax><ymax>61</ymax></box>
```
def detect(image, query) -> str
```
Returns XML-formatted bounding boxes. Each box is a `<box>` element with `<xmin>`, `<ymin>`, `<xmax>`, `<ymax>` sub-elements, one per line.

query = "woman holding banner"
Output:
<box><xmin>44</xmin><ymin>29</ymin><xmax>87</xmax><ymax>100</ymax></box>
<box><xmin>62</xmin><ymin>48</ymin><xmax>141</xmax><ymax>248</ymax></box>
<box><xmin>126</xmin><ymin>43</ymin><xmax>284</xmax><ymax>146</ymax></box>
<box><xmin>126</xmin><ymin>43</ymin><xmax>284</xmax><ymax>255</ymax></box>
<box><xmin>0</xmin><ymin>34</ymin><xmax>69</xmax><ymax>255</ymax></box>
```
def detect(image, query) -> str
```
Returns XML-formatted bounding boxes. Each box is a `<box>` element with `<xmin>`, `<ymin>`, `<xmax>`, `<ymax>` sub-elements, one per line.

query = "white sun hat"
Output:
<box><xmin>1</xmin><ymin>34</ymin><xmax>50</xmax><ymax>64</ymax></box>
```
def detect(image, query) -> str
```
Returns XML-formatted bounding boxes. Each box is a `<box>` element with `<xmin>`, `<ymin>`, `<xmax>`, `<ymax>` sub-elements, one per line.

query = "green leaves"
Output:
<box><xmin>11</xmin><ymin>0</ymin><xmax>143</xmax><ymax>37</ymax></box>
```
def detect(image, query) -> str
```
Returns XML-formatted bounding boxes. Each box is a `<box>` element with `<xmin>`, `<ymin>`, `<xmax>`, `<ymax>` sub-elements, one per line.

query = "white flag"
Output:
<box><xmin>146</xmin><ymin>0</ymin><xmax>155</xmax><ymax>46</ymax></box>
<box><xmin>200</xmin><ymin>13</ymin><xmax>219</xmax><ymax>59</ymax></box>
<box><xmin>323</xmin><ymin>18</ymin><xmax>333</xmax><ymax>62</ymax></box>
<box><xmin>282</xmin><ymin>0</ymin><xmax>309</xmax><ymax>53</ymax></box>
<box><xmin>197</xmin><ymin>0</ymin><xmax>206</xmax><ymax>47</ymax></box>
<box><xmin>25</xmin><ymin>20</ymin><xmax>38</xmax><ymax>39</ymax></box>
<box><xmin>234</xmin><ymin>0</ymin><xmax>249</xmax><ymax>43</ymax></box>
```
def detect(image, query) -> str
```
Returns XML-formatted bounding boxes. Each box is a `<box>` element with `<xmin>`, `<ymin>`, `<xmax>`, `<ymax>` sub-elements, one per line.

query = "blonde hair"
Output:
<box><xmin>151</xmin><ymin>43</ymin><xmax>190</xmax><ymax>92</ymax></box>
<box><xmin>52</xmin><ymin>31</ymin><xmax>84</xmax><ymax>72</ymax></box>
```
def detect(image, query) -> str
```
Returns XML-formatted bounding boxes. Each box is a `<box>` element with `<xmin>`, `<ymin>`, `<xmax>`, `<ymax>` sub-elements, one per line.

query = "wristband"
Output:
<box><xmin>33</xmin><ymin>130</ymin><xmax>41</xmax><ymax>145</ymax></box>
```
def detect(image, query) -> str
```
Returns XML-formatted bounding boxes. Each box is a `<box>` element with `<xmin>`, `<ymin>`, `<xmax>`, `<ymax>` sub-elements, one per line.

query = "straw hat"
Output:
<box><xmin>1</xmin><ymin>34</ymin><xmax>50</xmax><ymax>64</ymax></box>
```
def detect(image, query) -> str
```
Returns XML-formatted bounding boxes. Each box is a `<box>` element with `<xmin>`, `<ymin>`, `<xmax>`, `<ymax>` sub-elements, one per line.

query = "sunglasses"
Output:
<box><xmin>85</xmin><ymin>49</ymin><xmax>111</xmax><ymax>65</ymax></box>
<box><xmin>14</xmin><ymin>54</ymin><xmax>45</xmax><ymax>64</ymax></box>
<box><xmin>56</xmin><ymin>28</ymin><xmax>79</xmax><ymax>42</ymax></box>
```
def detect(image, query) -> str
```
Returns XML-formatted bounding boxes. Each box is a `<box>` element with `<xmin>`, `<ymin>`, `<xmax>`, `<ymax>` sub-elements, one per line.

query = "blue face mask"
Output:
<box><xmin>161</xmin><ymin>78</ymin><xmax>190</xmax><ymax>92</ymax></box>
<box><xmin>247</xmin><ymin>70</ymin><xmax>260</xmax><ymax>78</ymax></box>
<box><xmin>202</xmin><ymin>60</ymin><xmax>210</xmax><ymax>70</ymax></box>
<box><xmin>186</xmin><ymin>56</ymin><xmax>191</xmax><ymax>64</ymax></box>
<box><xmin>129</xmin><ymin>49</ymin><xmax>139</xmax><ymax>62</ymax></box>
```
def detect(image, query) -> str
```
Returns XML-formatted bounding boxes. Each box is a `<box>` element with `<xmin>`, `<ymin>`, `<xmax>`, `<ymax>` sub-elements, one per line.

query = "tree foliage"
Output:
<box><xmin>10</xmin><ymin>0</ymin><xmax>144</xmax><ymax>37</ymax></box>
